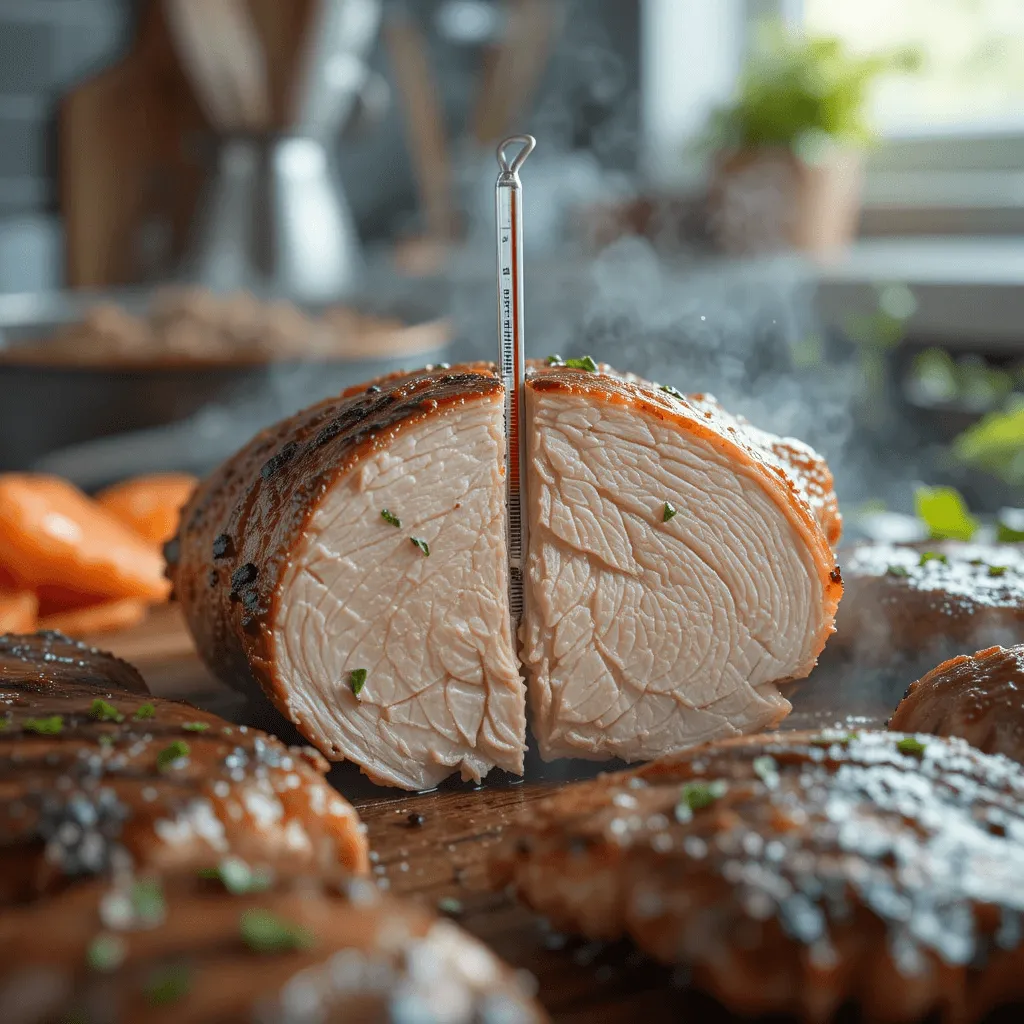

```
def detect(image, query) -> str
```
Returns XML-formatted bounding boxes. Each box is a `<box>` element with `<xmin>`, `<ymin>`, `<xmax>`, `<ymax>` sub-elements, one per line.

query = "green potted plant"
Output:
<box><xmin>705</xmin><ymin>25</ymin><xmax>919</xmax><ymax>259</ymax></box>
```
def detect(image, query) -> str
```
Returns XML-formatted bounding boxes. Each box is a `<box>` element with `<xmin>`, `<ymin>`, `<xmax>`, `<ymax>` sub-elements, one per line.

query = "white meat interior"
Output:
<box><xmin>273</xmin><ymin>395</ymin><xmax>526</xmax><ymax>790</ymax></box>
<box><xmin>521</xmin><ymin>390</ymin><xmax>821</xmax><ymax>762</ymax></box>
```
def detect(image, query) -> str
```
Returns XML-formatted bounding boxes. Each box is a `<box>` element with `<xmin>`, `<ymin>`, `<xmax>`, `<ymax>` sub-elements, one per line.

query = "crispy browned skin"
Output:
<box><xmin>0</xmin><ymin>869</ymin><xmax>545</xmax><ymax>1024</ymax></box>
<box><xmin>830</xmin><ymin>541</ymin><xmax>1024</xmax><ymax>672</ymax></box>
<box><xmin>891</xmin><ymin>644</ymin><xmax>1024</xmax><ymax>762</ymax></box>
<box><xmin>492</xmin><ymin>730</ymin><xmax>1024</xmax><ymax>1024</ymax></box>
<box><xmin>169</xmin><ymin>363</ymin><xmax>501</xmax><ymax>726</ymax></box>
<box><xmin>0</xmin><ymin>634</ymin><xmax>368</xmax><ymax>905</ymax></box>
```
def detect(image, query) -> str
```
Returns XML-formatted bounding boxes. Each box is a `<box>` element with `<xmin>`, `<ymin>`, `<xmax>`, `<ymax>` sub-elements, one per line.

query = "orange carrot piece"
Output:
<box><xmin>0</xmin><ymin>474</ymin><xmax>170</xmax><ymax>601</ymax></box>
<box><xmin>38</xmin><ymin>597</ymin><xmax>146</xmax><ymax>636</ymax></box>
<box><xmin>0</xmin><ymin>589</ymin><xmax>38</xmax><ymax>634</ymax></box>
<box><xmin>95</xmin><ymin>473</ymin><xmax>198</xmax><ymax>546</ymax></box>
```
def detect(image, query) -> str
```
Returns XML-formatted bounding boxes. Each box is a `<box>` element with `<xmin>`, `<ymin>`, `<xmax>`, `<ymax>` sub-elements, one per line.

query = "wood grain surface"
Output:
<box><xmin>90</xmin><ymin>605</ymin><xmax>908</xmax><ymax>1022</ymax></box>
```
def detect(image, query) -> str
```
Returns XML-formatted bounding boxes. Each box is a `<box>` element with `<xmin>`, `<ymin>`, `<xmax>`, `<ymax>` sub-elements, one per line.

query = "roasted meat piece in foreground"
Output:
<box><xmin>0</xmin><ymin>869</ymin><xmax>545</xmax><ymax>1024</ymax></box>
<box><xmin>492</xmin><ymin>730</ymin><xmax>1024</xmax><ymax>1024</ymax></box>
<box><xmin>171</xmin><ymin>365</ymin><xmax>526</xmax><ymax>791</ymax></box>
<box><xmin>831</xmin><ymin>541</ymin><xmax>1024</xmax><ymax>673</ymax></box>
<box><xmin>521</xmin><ymin>366</ymin><xmax>843</xmax><ymax>762</ymax></box>
<box><xmin>0</xmin><ymin>633</ymin><xmax>367</xmax><ymax>904</ymax></box>
<box><xmin>891</xmin><ymin>643</ymin><xmax>1024</xmax><ymax>762</ymax></box>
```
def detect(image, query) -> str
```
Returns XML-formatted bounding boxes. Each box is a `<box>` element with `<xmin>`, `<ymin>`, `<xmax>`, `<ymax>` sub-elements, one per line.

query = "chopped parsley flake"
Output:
<box><xmin>886</xmin><ymin>565</ymin><xmax>910</xmax><ymax>578</ymax></box>
<box><xmin>133</xmin><ymin>703</ymin><xmax>156</xmax><ymax>720</ymax></box>
<box><xmin>545</xmin><ymin>354</ymin><xmax>563</xmax><ymax>365</ymax></box>
<box><xmin>563</xmin><ymin>355</ymin><xmax>598</xmax><ymax>372</ymax></box>
<box><xmin>659</xmin><ymin>384</ymin><xmax>686</xmax><ymax>401</ymax></box>
<box><xmin>181</xmin><ymin>722</ymin><xmax>209</xmax><ymax>732</ymax></box>
<box><xmin>24</xmin><ymin>715</ymin><xmax>63</xmax><ymax>736</ymax></box>
<box><xmin>349</xmin><ymin>668</ymin><xmax>367</xmax><ymax>697</ymax></box>
<box><xmin>918</xmin><ymin>551</ymin><xmax>948</xmax><ymax>567</ymax></box>
<box><xmin>131</xmin><ymin>879</ymin><xmax>166</xmax><ymax>926</ymax></box>
<box><xmin>239</xmin><ymin>909</ymin><xmax>314</xmax><ymax>953</ymax></box>
<box><xmin>410</xmin><ymin>537</ymin><xmax>430</xmax><ymax>557</ymax></box>
<box><xmin>437</xmin><ymin>897</ymin><xmax>464</xmax><ymax>917</ymax></box>
<box><xmin>914</xmin><ymin>485</ymin><xmax>978</xmax><ymax>542</ymax></box>
<box><xmin>0</xmin><ymin>715</ymin><xmax>9</xmax><ymax>732</ymax></box>
<box><xmin>752</xmin><ymin>755</ymin><xmax>778</xmax><ymax>786</ymax></box>
<box><xmin>675</xmin><ymin>780</ymin><xmax>727</xmax><ymax>821</ymax></box>
<box><xmin>988</xmin><ymin>565</ymin><xmax>1008</xmax><ymax>578</ymax></box>
<box><xmin>145</xmin><ymin>965</ymin><xmax>192</xmax><ymax>1006</ymax></box>
<box><xmin>156</xmin><ymin>740</ymin><xmax>190</xmax><ymax>772</ymax></box>
<box><xmin>381</xmin><ymin>508</ymin><xmax>402</xmax><ymax>528</ymax></box>
<box><xmin>662</xmin><ymin>501</ymin><xmax>678</xmax><ymax>522</ymax></box>
<box><xmin>86</xmin><ymin>933</ymin><xmax>125</xmax><ymax>973</ymax></box>
<box><xmin>199</xmin><ymin>858</ymin><xmax>272</xmax><ymax>895</ymax></box>
<box><xmin>897</xmin><ymin>736</ymin><xmax>927</xmax><ymax>757</ymax></box>
<box><xmin>89</xmin><ymin>699</ymin><xmax>124</xmax><ymax>723</ymax></box>
<box><xmin>98</xmin><ymin>735</ymin><xmax>115</xmax><ymax>748</ymax></box>
<box><xmin>810</xmin><ymin>732</ymin><xmax>858</xmax><ymax>748</ymax></box>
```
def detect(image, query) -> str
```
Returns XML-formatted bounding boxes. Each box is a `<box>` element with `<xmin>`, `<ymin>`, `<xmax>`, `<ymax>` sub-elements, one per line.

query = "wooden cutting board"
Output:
<box><xmin>90</xmin><ymin>607</ymin><xmax>892</xmax><ymax>1023</ymax></box>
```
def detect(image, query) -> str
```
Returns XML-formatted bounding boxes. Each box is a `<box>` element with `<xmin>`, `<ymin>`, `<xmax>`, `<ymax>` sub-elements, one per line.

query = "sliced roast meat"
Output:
<box><xmin>0</xmin><ymin>868</ymin><xmax>545</xmax><ymax>1024</ymax></box>
<box><xmin>890</xmin><ymin>643</ymin><xmax>1024</xmax><ymax>761</ymax></box>
<box><xmin>0</xmin><ymin>630</ymin><xmax>148</xmax><ymax>694</ymax></box>
<box><xmin>171</xmin><ymin>365</ymin><xmax>525</xmax><ymax>791</ymax></box>
<box><xmin>492</xmin><ymin>730</ymin><xmax>1024</xmax><ymax>1024</ymax></box>
<box><xmin>520</xmin><ymin>365</ymin><xmax>842</xmax><ymax>762</ymax></box>
<box><xmin>831</xmin><ymin>541</ymin><xmax>1024</xmax><ymax>673</ymax></box>
<box><xmin>0</xmin><ymin>638</ymin><xmax>367</xmax><ymax>904</ymax></box>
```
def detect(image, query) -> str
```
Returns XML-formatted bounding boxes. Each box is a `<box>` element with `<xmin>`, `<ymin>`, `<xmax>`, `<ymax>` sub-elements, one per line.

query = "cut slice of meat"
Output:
<box><xmin>0</xmin><ymin>634</ymin><xmax>368</xmax><ymax>904</ymax></box>
<box><xmin>492</xmin><ymin>730</ymin><xmax>1024</xmax><ymax>1024</ymax></box>
<box><xmin>171</xmin><ymin>366</ymin><xmax>526</xmax><ymax>791</ymax></box>
<box><xmin>520</xmin><ymin>365</ymin><xmax>842</xmax><ymax>762</ymax></box>
<box><xmin>0</xmin><ymin>869</ymin><xmax>545</xmax><ymax>1024</ymax></box>
<box><xmin>829</xmin><ymin>540</ymin><xmax>1024</xmax><ymax>674</ymax></box>
<box><xmin>890</xmin><ymin>643</ymin><xmax>1024</xmax><ymax>762</ymax></box>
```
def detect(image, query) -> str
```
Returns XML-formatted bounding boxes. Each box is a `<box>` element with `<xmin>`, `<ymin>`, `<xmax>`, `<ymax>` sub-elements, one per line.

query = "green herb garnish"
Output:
<box><xmin>437</xmin><ymin>897</ymin><xmax>464</xmax><ymax>917</ymax></box>
<box><xmin>133</xmin><ymin>702</ymin><xmax>156</xmax><ymax>720</ymax></box>
<box><xmin>546</xmin><ymin>354</ymin><xmax>563</xmax><ymax>365</ymax></box>
<box><xmin>810</xmin><ymin>732</ymin><xmax>858</xmax><ymax>747</ymax></box>
<box><xmin>996</xmin><ymin>508</ymin><xmax>1024</xmax><ymax>543</ymax></box>
<box><xmin>199</xmin><ymin>858</ymin><xmax>272</xmax><ymax>895</ymax></box>
<box><xmin>131</xmin><ymin>879</ymin><xmax>166</xmax><ymax>925</ymax></box>
<box><xmin>897</xmin><ymin>736</ymin><xmax>927</xmax><ymax>757</ymax></box>
<box><xmin>886</xmin><ymin>565</ymin><xmax>909</xmax><ymax>578</ymax></box>
<box><xmin>381</xmin><ymin>508</ymin><xmax>402</xmax><ymax>528</ymax></box>
<box><xmin>145</xmin><ymin>965</ymin><xmax>192</xmax><ymax>1006</ymax></box>
<box><xmin>156</xmin><ymin>740</ymin><xmax>190</xmax><ymax>772</ymax></box>
<box><xmin>181</xmin><ymin>722</ymin><xmax>209</xmax><ymax>732</ymax></box>
<box><xmin>239</xmin><ymin>909</ymin><xmax>314</xmax><ymax>953</ymax></box>
<box><xmin>563</xmin><ymin>355</ymin><xmax>598</xmax><ymax>372</ymax></box>
<box><xmin>752</xmin><ymin>755</ymin><xmax>778</xmax><ymax>786</ymax></box>
<box><xmin>98</xmin><ymin>734</ymin><xmax>115</xmax><ymax>748</ymax></box>
<box><xmin>349</xmin><ymin>668</ymin><xmax>367</xmax><ymax>697</ymax></box>
<box><xmin>89</xmin><ymin>699</ymin><xmax>124</xmax><ymax>723</ymax></box>
<box><xmin>662</xmin><ymin>502</ymin><xmax>677</xmax><ymax>523</ymax></box>
<box><xmin>659</xmin><ymin>384</ymin><xmax>686</xmax><ymax>401</ymax></box>
<box><xmin>410</xmin><ymin>537</ymin><xmax>430</xmax><ymax>557</ymax></box>
<box><xmin>0</xmin><ymin>715</ymin><xmax>9</xmax><ymax>732</ymax></box>
<box><xmin>918</xmin><ymin>551</ymin><xmax>948</xmax><ymax>567</ymax></box>
<box><xmin>24</xmin><ymin>715</ymin><xmax>63</xmax><ymax>736</ymax></box>
<box><xmin>86</xmin><ymin>933</ymin><xmax>125</xmax><ymax>973</ymax></box>
<box><xmin>914</xmin><ymin>485</ymin><xmax>978</xmax><ymax>542</ymax></box>
<box><xmin>675</xmin><ymin>780</ymin><xmax>728</xmax><ymax>821</ymax></box>
<box><xmin>988</xmin><ymin>565</ymin><xmax>1008</xmax><ymax>577</ymax></box>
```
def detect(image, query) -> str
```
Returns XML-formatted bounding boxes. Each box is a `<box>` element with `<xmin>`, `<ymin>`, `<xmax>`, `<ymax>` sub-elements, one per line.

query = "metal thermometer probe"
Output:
<box><xmin>495</xmin><ymin>134</ymin><xmax>535</xmax><ymax>623</ymax></box>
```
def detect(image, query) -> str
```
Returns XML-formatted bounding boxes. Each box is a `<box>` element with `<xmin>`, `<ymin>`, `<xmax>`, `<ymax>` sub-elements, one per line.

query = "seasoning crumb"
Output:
<box><xmin>406</xmin><ymin>812</ymin><xmax>425</xmax><ymax>828</ymax></box>
<box><xmin>212</xmin><ymin>533</ymin><xmax>233</xmax><ymax>559</ymax></box>
<box><xmin>437</xmin><ymin>897</ymin><xmax>464</xmax><ymax>917</ymax></box>
<box><xmin>658</xmin><ymin>384</ymin><xmax>686</xmax><ymax>401</ymax></box>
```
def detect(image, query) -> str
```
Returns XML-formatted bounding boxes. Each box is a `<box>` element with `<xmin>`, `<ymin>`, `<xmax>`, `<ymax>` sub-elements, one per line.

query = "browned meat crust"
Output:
<box><xmin>829</xmin><ymin>541</ymin><xmax>1024</xmax><ymax>672</ymax></box>
<box><xmin>492</xmin><ymin>730</ymin><xmax>1024</xmax><ymax>1024</ymax></box>
<box><xmin>0</xmin><ymin>868</ymin><xmax>545</xmax><ymax>1024</ymax></box>
<box><xmin>0</xmin><ymin>637</ymin><xmax>368</xmax><ymax>905</ymax></box>
<box><xmin>169</xmin><ymin>364</ymin><xmax>502</xmax><ymax>731</ymax></box>
<box><xmin>891</xmin><ymin>644</ymin><xmax>1024</xmax><ymax>762</ymax></box>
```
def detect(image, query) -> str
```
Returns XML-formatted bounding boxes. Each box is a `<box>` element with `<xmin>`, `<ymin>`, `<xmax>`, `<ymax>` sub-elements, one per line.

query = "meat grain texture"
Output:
<box><xmin>0</xmin><ymin>632</ymin><xmax>368</xmax><ymax>905</ymax></box>
<box><xmin>521</xmin><ymin>365</ymin><xmax>842</xmax><ymax>762</ymax></box>
<box><xmin>891</xmin><ymin>643</ymin><xmax>1024</xmax><ymax>762</ymax></box>
<box><xmin>173</xmin><ymin>362</ymin><xmax>843</xmax><ymax>785</ymax></box>
<box><xmin>0</xmin><ymin>870</ymin><xmax>545</xmax><ymax>1024</ymax></box>
<box><xmin>172</xmin><ymin>366</ymin><xmax>525</xmax><ymax>791</ymax></box>
<box><xmin>493</xmin><ymin>730</ymin><xmax>1024</xmax><ymax>1023</ymax></box>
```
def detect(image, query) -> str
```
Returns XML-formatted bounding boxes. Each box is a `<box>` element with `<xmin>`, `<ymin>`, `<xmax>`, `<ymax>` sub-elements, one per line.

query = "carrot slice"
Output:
<box><xmin>95</xmin><ymin>473</ymin><xmax>198</xmax><ymax>546</ymax></box>
<box><xmin>0</xmin><ymin>474</ymin><xmax>170</xmax><ymax>601</ymax></box>
<box><xmin>38</xmin><ymin>597</ymin><xmax>146</xmax><ymax>636</ymax></box>
<box><xmin>0</xmin><ymin>589</ymin><xmax>38</xmax><ymax>634</ymax></box>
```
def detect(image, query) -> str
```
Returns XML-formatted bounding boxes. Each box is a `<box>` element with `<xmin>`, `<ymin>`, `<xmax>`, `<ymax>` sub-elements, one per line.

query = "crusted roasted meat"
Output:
<box><xmin>0</xmin><ymin>635</ymin><xmax>367</xmax><ymax>904</ymax></box>
<box><xmin>493</xmin><ymin>730</ymin><xmax>1024</xmax><ymax>1024</ymax></box>
<box><xmin>170</xmin><ymin>364</ymin><xmax>526</xmax><ymax>791</ymax></box>
<box><xmin>0</xmin><ymin>869</ymin><xmax>545</xmax><ymax>1024</ymax></box>
<box><xmin>891</xmin><ymin>644</ymin><xmax>1024</xmax><ymax>762</ymax></box>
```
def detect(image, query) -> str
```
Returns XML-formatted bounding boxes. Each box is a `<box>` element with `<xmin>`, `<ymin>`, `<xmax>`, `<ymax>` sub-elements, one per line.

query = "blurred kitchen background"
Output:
<box><xmin>0</xmin><ymin>0</ymin><xmax>1021</xmax><ymax>536</ymax></box>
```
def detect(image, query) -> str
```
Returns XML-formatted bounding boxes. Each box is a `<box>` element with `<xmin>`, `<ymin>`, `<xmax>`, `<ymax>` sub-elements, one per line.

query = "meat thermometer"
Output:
<box><xmin>495</xmin><ymin>133</ymin><xmax>535</xmax><ymax>624</ymax></box>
